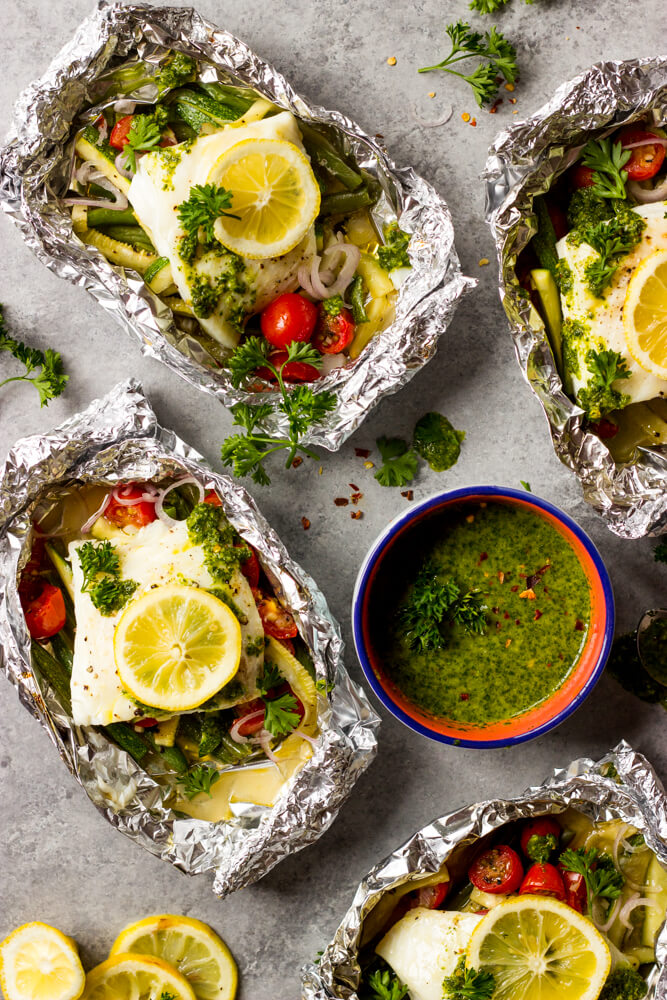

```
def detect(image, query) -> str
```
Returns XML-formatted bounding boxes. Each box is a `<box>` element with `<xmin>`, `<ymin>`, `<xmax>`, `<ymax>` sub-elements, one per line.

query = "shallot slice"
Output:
<box><xmin>155</xmin><ymin>476</ymin><xmax>205</xmax><ymax>526</ymax></box>
<box><xmin>628</xmin><ymin>176</ymin><xmax>667</xmax><ymax>204</ymax></box>
<box><xmin>619</xmin><ymin>893</ymin><xmax>661</xmax><ymax>929</ymax></box>
<box><xmin>115</xmin><ymin>151</ymin><xmax>134</xmax><ymax>180</ymax></box>
<box><xmin>81</xmin><ymin>493</ymin><xmax>112</xmax><ymax>534</ymax></box>
<box><xmin>254</xmin><ymin>728</ymin><xmax>279</xmax><ymax>764</ymax></box>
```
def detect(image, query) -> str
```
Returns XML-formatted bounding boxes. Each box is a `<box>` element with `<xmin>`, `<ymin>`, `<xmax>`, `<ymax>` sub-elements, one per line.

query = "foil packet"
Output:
<box><xmin>302</xmin><ymin>741</ymin><xmax>667</xmax><ymax>1000</ymax></box>
<box><xmin>0</xmin><ymin>1</ymin><xmax>474</xmax><ymax>450</ymax></box>
<box><xmin>0</xmin><ymin>380</ymin><xmax>379</xmax><ymax>895</ymax></box>
<box><xmin>485</xmin><ymin>57</ymin><xmax>667</xmax><ymax>539</ymax></box>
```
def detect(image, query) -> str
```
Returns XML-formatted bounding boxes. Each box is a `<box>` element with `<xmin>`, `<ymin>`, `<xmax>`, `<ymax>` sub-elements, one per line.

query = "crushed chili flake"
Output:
<box><xmin>497</xmin><ymin>571</ymin><xmax>505</xmax><ymax>583</ymax></box>
<box><xmin>479</xmin><ymin>552</ymin><xmax>488</xmax><ymax>562</ymax></box>
<box><xmin>505</xmin><ymin>82</ymin><xmax>515</xmax><ymax>92</ymax></box>
<box><xmin>301</xmin><ymin>517</ymin><xmax>311</xmax><ymax>530</ymax></box>
<box><xmin>387</xmin><ymin>56</ymin><xmax>397</xmax><ymax>66</ymax></box>
<box><xmin>334</xmin><ymin>497</ymin><xmax>349</xmax><ymax>507</ymax></box>
<box><xmin>466</xmin><ymin>514</ymin><xmax>475</xmax><ymax>523</ymax></box>
<box><xmin>509</xmin><ymin>97</ymin><xmax>517</xmax><ymax>104</ymax></box>
<box><xmin>318</xmin><ymin>466</ymin><xmax>323</xmax><ymax>475</ymax></box>
<box><xmin>355</xmin><ymin>447</ymin><xmax>371</xmax><ymax>458</ymax></box>
<box><xmin>511</xmin><ymin>585</ymin><xmax>519</xmax><ymax>592</ymax></box>
<box><xmin>515</xmin><ymin>618</ymin><xmax>521</xmax><ymax>625</ymax></box>
<box><xmin>349</xmin><ymin>483</ymin><xmax>359</xmax><ymax>491</ymax></box>
<box><xmin>491</xmin><ymin>606</ymin><xmax>499</xmax><ymax>614</ymax></box>
<box><xmin>574</xmin><ymin>619</ymin><xmax>585</xmax><ymax>631</ymax></box>
<box><xmin>495</xmin><ymin>621</ymin><xmax>502</xmax><ymax>630</ymax></box>
<box><xmin>470</xmin><ymin>118</ymin><xmax>477</xmax><ymax>127</ymax></box>
<box><xmin>505</xmin><ymin>639</ymin><xmax>512</xmax><ymax>648</ymax></box>
<box><xmin>401</xmin><ymin>490</ymin><xmax>414</xmax><ymax>501</ymax></box>
<box><xmin>460</xmin><ymin>692</ymin><xmax>470</xmax><ymax>701</ymax></box>
<box><xmin>534</xmin><ymin>609</ymin><xmax>543</xmax><ymax>621</ymax></box>
<box><xmin>292</xmin><ymin>456</ymin><xmax>303</xmax><ymax>468</ymax></box>
<box><xmin>350</xmin><ymin>492</ymin><xmax>363</xmax><ymax>504</ymax></box>
<box><xmin>504</xmin><ymin>612</ymin><xmax>510</xmax><ymax>619</ymax></box>
<box><xmin>519</xmin><ymin>588</ymin><xmax>536</xmax><ymax>600</ymax></box>
<box><xmin>363</xmin><ymin>460</ymin><xmax>374</xmax><ymax>469</ymax></box>
<box><xmin>350</xmin><ymin>510</ymin><xmax>363</xmax><ymax>520</ymax></box>
<box><xmin>490</xmin><ymin>97</ymin><xmax>503</xmax><ymax>114</ymax></box>
<box><xmin>461</xmin><ymin>112</ymin><xmax>471</xmax><ymax>122</ymax></box>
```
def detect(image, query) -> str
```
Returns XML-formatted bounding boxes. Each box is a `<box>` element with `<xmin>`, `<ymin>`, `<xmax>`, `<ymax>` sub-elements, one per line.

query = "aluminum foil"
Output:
<box><xmin>0</xmin><ymin>380</ymin><xmax>379</xmax><ymax>895</ymax></box>
<box><xmin>485</xmin><ymin>58</ymin><xmax>667</xmax><ymax>539</ymax></box>
<box><xmin>302</xmin><ymin>741</ymin><xmax>667</xmax><ymax>1000</ymax></box>
<box><xmin>0</xmin><ymin>1</ymin><xmax>474</xmax><ymax>451</ymax></box>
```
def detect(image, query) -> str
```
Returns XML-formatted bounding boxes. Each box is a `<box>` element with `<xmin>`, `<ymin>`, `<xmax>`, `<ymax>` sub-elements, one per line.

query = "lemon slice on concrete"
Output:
<box><xmin>114</xmin><ymin>584</ymin><xmax>242</xmax><ymax>711</ymax></box>
<box><xmin>0</xmin><ymin>923</ymin><xmax>85</xmax><ymax>1000</ymax></box>
<box><xmin>623</xmin><ymin>248</ymin><xmax>667</xmax><ymax>378</ymax></box>
<box><xmin>208</xmin><ymin>138</ymin><xmax>320</xmax><ymax>259</ymax></box>
<box><xmin>466</xmin><ymin>896</ymin><xmax>611</xmax><ymax>1000</ymax></box>
<box><xmin>110</xmin><ymin>916</ymin><xmax>237</xmax><ymax>1000</ymax></box>
<box><xmin>82</xmin><ymin>954</ymin><xmax>195</xmax><ymax>1000</ymax></box>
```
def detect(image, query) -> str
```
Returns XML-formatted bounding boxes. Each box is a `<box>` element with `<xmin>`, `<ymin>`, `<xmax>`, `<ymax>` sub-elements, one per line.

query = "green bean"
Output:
<box><xmin>160</xmin><ymin>745</ymin><xmax>188</xmax><ymax>774</ymax></box>
<box><xmin>104</xmin><ymin>722</ymin><xmax>150</xmax><ymax>763</ymax></box>
<box><xmin>100</xmin><ymin>226</ymin><xmax>156</xmax><ymax>254</ymax></box>
<box><xmin>31</xmin><ymin>641</ymin><xmax>71</xmax><ymax>714</ymax></box>
<box><xmin>349</xmin><ymin>274</ymin><xmax>369</xmax><ymax>324</ymax></box>
<box><xmin>51</xmin><ymin>632</ymin><xmax>73</xmax><ymax>676</ymax></box>
<box><xmin>319</xmin><ymin>187</ymin><xmax>375</xmax><ymax>217</ymax></box>
<box><xmin>299</xmin><ymin>122</ymin><xmax>362</xmax><ymax>191</ymax></box>
<box><xmin>87</xmin><ymin>207</ymin><xmax>137</xmax><ymax>228</ymax></box>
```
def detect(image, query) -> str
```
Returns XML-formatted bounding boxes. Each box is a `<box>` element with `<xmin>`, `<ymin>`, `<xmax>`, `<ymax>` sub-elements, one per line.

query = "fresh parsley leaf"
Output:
<box><xmin>0</xmin><ymin>305</ymin><xmax>68</xmax><ymax>407</ymax></box>
<box><xmin>520</xmin><ymin>480</ymin><xmax>532</xmax><ymax>491</ymax></box>
<box><xmin>443</xmin><ymin>958</ymin><xmax>495</xmax><ymax>1000</ymax></box>
<box><xmin>418</xmin><ymin>21</ymin><xmax>518</xmax><ymax>107</ymax></box>
<box><xmin>88</xmin><ymin>577</ymin><xmax>138</xmax><ymax>616</ymax></box>
<box><xmin>378</xmin><ymin>223</ymin><xmax>411</xmax><ymax>271</ymax></box>
<box><xmin>581</xmin><ymin>212</ymin><xmax>645</xmax><ymax>297</ymax></box>
<box><xmin>77</xmin><ymin>539</ymin><xmax>137</xmax><ymax>615</ymax></box>
<box><xmin>399</xmin><ymin>564</ymin><xmax>486</xmax><ymax>651</ymax></box>
<box><xmin>654</xmin><ymin>542</ymin><xmax>667</xmax><ymax>564</ymax></box>
<box><xmin>559</xmin><ymin>847</ymin><xmax>624</xmax><ymax>918</ymax></box>
<box><xmin>122</xmin><ymin>114</ymin><xmax>163</xmax><ymax>172</ymax></box>
<box><xmin>413</xmin><ymin>412</ymin><xmax>465</xmax><ymax>472</ymax></box>
<box><xmin>263</xmin><ymin>692</ymin><xmax>300</xmax><ymax>736</ymax></box>
<box><xmin>258</xmin><ymin>662</ymin><xmax>282</xmax><ymax>695</ymax></box>
<box><xmin>580</xmin><ymin>138</ymin><xmax>631</xmax><ymax>201</ymax></box>
<box><xmin>367</xmin><ymin>969</ymin><xmax>408</xmax><ymax>1000</ymax></box>
<box><xmin>469</xmin><ymin>0</ymin><xmax>509</xmax><ymax>12</ymax></box>
<box><xmin>322</xmin><ymin>294</ymin><xmax>345</xmax><ymax>316</ymax></box>
<box><xmin>181</xmin><ymin>764</ymin><xmax>220</xmax><ymax>800</ymax></box>
<box><xmin>577</xmin><ymin>349</ymin><xmax>631</xmax><ymax>421</ymax></box>
<box><xmin>78</xmin><ymin>540</ymin><xmax>120</xmax><ymax>590</ymax></box>
<box><xmin>177</xmin><ymin>183</ymin><xmax>238</xmax><ymax>245</ymax></box>
<box><xmin>374</xmin><ymin>437</ymin><xmax>419</xmax><ymax>487</ymax></box>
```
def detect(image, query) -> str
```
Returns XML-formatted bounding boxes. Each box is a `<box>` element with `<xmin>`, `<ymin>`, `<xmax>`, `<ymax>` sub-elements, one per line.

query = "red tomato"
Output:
<box><xmin>253</xmin><ymin>589</ymin><xmax>298</xmax><ymax>640</ymax></box>
<box><xmin>19</xmin><ymin>537</ymin><xmax>47</xmax><ymax>602</ymax></box>
<box><xmin>260</xmin><ymin>293</ymin><xmax>318</xmax><ymax>349</ymax></box>
<box><xmin>256</xmin><ymin>352</ymin><xmax>321</xmax><ymax>383</ymax></box>
<box><xmin>23</xmin><ymin>583</ymin><xmax>66</xmax><ymax>640</ymax></box>
<box><xmin>234</xmin><ymin>703</ymin><xmax>266</xmax><ymax>737</ymax></box>
<box><xmin>313</xmin><ymin>305</ymin><xmax>355</xmax><ymax>355</ymax></box>
<box><xmin>237</xmin><ymin>544</ymin><xmax>260</xmax><ymax>589</ymax></box>
<box><xmin>520</xmin><ymin>817</ymin><xmax>561</xmax><ymax>863</ymax></box>
<box><xmin>571</xmin><ymin>164</ymin><xmax>596</xmax><ymax>189</ymax></box>
<box><xmin>134</xmin><ymin>718</ymin><xmax>159</xmax><ymax>728</ymax></box>
<box><xmin>109</xmin><ymin>114</ymin><xmax>134</xmax><ymax>149</ymax></box>
<box><xmin>589</xmin><ymin>418</ymin><xmax>619</xmax><ymax>440</ymax></box>
<box><xmin>619</xmin><ymin>126</ymin><xmax>666</xmax><ymax>181</ymax></box>
<box><xmin>560</xmin><ymin>868</ymin><xmax>587</xmax><ymax>913</ymax></box>
<box><xmin>410</xmin><ymin>882</ymin><xmax>450</xmax><ymax>910</ymax></box>
<box><xmin>520</xmin><ymin>862</ymin><xmax>566</xmax><ymax>901</ymax></box>
<box><xmin>105</xmin><ymin>484</ymin><xmax>157</xmax><ymax>529</ymax></box>
<box><xmin>204</xmin><ymin>489</ymin><xmax>223</xmax><ymax>507</ymax></box>
<box><xmin>469</xmin><ymin>846</ymin><xmax>523</xmax><ymax>895</ymax></box>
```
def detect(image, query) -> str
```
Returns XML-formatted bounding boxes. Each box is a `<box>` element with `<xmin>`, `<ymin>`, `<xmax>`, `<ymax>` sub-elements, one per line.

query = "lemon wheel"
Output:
<box><xmin>208</xmin><ymin>138</ymin><xmax>320</xmax><ymax>259</ymax></box>
<box><xmin>109</xmin><ymin>916</ymin><xmax>237</xmax><ymax>1000</ymax></box>
<box><xmin>0</xmin><ymin>923</ymin><xmax>85</xmax><ymax>1000</ymax></box>
<box><xmin>113</xmin><ymin>585</ymin><xmax>242</xmax><ymax>711</ymax></box>
<box><xmin>466</xmin><ymin>896</ymin><xmax>611</xmax><ymax>1000</ymax></box>
<box><xmin>82</xmin><ymin>954</ymin><xmax>195</xmax><ymax>1000</ymax></box>
<box><xmin>623</xmin><ymin>248</ymin><xmax>667</xmax><ymax>378</ymax></box>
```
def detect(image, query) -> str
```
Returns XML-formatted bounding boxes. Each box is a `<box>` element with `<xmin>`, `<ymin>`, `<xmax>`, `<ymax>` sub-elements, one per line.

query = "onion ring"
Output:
<box><xmin>81</xmin><ymin>493</ymin><xmax>112</xmax><ymax>534</ymax></box>
<box><xmin>628</xmin><ymin>176</ymin><xmax>667</xmax><ymax>203</ymax></box>
<box><xmin>155</xmin><ymin>476</ymin><xmax>205</xmax><ymax>526</ymax></box>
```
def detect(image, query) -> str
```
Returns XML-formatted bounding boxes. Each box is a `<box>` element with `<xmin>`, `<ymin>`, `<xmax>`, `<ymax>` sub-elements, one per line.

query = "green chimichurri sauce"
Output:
<box><xmin>377</xmin><ymin>502</ymin><xmax>592</xmax><ymax>727</ymax></box>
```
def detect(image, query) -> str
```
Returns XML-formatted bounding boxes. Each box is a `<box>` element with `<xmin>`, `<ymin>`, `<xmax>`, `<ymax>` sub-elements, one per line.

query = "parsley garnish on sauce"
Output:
<box><xmin>399</xmin><ymin>562</ymin><xmax>486</xmax><ymax>652</ymax></box>
<box><xmin>576</xmin><ymin>349</ymin><xmax>631</xmax><ymax>421</ymax></box>
<box><xmin>443</xmin><ymin>959</ymin><xmax>496</xmax><ymax>1000</ymax></box>
<box><xmin>418</xmin><ymin>22</ymin><xmax>518</xmax><ymax>107</ymax></box>
<box><xmin>77</xmin><ymin>540</ymin><xmax>138</xmax><ymax>616</ymax></box>
<box><xmin>122</xmin><ymin>114</ymin><xmax>163</xmax><ymax>172</ymax></box>
<box><xmin>0</xmin><ymin>304</ymin><xmax>68</xmax><ymax>407</ymax></box>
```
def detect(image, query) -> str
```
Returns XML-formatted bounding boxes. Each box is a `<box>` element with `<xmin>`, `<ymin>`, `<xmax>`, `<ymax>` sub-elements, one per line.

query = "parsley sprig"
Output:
<box><xmin>177</xmin><ymin>183</ymin><xmax>238</xmax><ymax>246</ymax></box>
<box><xmin>443</xmin><ymin>959</ymin><xmax>496</xmax><ymax>1000</ymax></box>
<box><xmin>400</xmin><ymin>562</ymin><xmax>486</xmax><ymax>652</ymax></box>
<box><xmin>577</xmin><ymin>349</ymin><xmax>631</xmax><ymax>421</ymax></box>
<box><xmin>580</xmin><ymin>138</ymin><xmax>631</xmax><ymax>201</ymax></box>
<box><xmin>122</xmin><ymin>114</ymin><xmax>163</xmax><ymax>172</ymax></box>
<box><xmin>221</xmin><ymin>338</ymin><xmax>336</xmax><ymax>485</ymax></box>
<box><xmin>581</xmin><ymin>213</ymin><xmax>645</xmax><ymax>297</ymax></box>
<box><xmin>77</xmin><ymin>540</ymin><xmax>137</xmax><ymax>616</ymax></box>
<box><xmin>263</xmin><ymin>693</ymin><xmax>300</xmax><ymax>736</ymax></box>
<box><xmin>367</xmin><ymin>969</ymin><xmax>408</xmax><ymax>1000</ymax></box>
<box><xmin>374</xmin><ymin>437</ymin><xmax>419</xmax><ymax>488</ymax></box>
<box><xmin>418</xmin><ymin>22</ymin><xmax>518</xmax><ymax>107</ymax></box>
<box><xmin>559</xmin><ymin>847</ymin><xmax>624</xmax><ymax>918</ymax></box>
<box><xmin>0</xmin><ymin>305</ymin><xmax>68</xmax><ymax>406</ymax></box>
<box><xmin>180</xmin><ymin>764</ymin><xmax>221</xmax><ymax>800</ymax></box>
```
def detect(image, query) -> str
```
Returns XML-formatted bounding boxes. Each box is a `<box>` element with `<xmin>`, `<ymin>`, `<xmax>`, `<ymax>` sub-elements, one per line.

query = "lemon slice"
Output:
<box><xmin>0</xmin><ymin>923</ymin><xmax>85</xmax><ymax>1000</ymax></box>
<box><xmin>623</xmin><ymin>248</ymin><xmax>667</xmax><ymax>378</ymax></box>
<box><xmin>82</xmin><ymin>954</ymin><xmax>195</xmax><ymax>1000</ymax></box>
<box><xmin>113</xmin><ymin>584</ymin><xmax>242</xmax><ymax>711</ymax></box>
<box><xmin>466</xmin><ymin>896</ymin><xmax>611</xmax><ymax>1000</ymax></box>
<box><xmin>208</xmin><ymin>138</ymin><xmax>320</xmax><ymax>259</ymax></box>
<box><xmin>110</xmin><ymin>916</ymin><xmax>237</xmax><ymax>1000</ymax></box>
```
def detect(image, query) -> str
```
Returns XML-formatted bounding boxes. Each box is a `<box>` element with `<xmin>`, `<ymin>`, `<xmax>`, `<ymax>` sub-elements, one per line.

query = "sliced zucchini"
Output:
<box><xmin>641</xmin><ymin>853</ymin><xmax>667</xmax><ymax>948</ymax></box>
<box><xmin>144</xmin><ymin>256</ymin><xmax>175</xmax><ymax>295</ymax></box>
<box><xmin>153</xmin><ymin>717</ymin><xmax>179</xmax><ymax>748</ymax></box>
<box><xmin>75</xmin><ymin>134</ymin><xmax>131</xmax><ymax>195</ymax></box>
<box><xmin>90</xmin><ymin>516</ymin><xmax>134</xmax><ymax>541</ymax></box>
<box><xmin>44</xmin><ymin>543</ymin><xmax>74</xmax><ymax>602</ymax></box>
<box><xmin>529</xmin><ymin>268</ymin><xmax>563</xmax><ymax>371</ymax></box>
<box><xmin>78</xmin><ymin>227</ymin><xmax>157</xmax><ymax>274</ymax></box>
<box><xmin>357</xmin><ymin>252</ymin><xmax>395</xmax><ymax>298</ymax></box>
<box><xmin>71</xmin><ymin>205</ymin><xmax>88</xmax><ymax>235</ymax></box>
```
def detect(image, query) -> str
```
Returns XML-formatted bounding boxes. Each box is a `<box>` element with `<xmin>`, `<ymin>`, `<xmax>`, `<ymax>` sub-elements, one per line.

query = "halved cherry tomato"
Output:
<box><xmin>520</xmin><ymin>817</ymin><xmax>561</xmax><ymax>863</ymax></box>
<box><xmin>589</xmin><ymin>418</ymin><xmax>619</xmax><ymax>440</ymax></box>
<box><xmin>256</xmin><ymin>351</ymin><xmax>321</xmax><ymax>383</ymax></box>
<box><xmin>619</xmin><ymin>126</ymin><xmax>666</xmax><ymax>182</ymax></box>
<box><xmin>469</xmin><ymin>846</ymin><xmax>523</xmax><ymax>894</ymax></box>
<box><xmin>546</xmin><ymin>200</ymin><xmax>568</xmax><ymax>241</ymax></box>
<box><xmin>204</xmin><ymin>489</ymin><xmax>223</xmax><ymax>507</ymax></box>
<box><xmin>105</xmin><ymin>484</ymin><xmax>157</xmax><ymax>529</ymax></box>
<box><xmin>253</xmin><ymin>589</ymin><xmax>298</xmax><ymax>640</ymax></box>
<box><xmin>19</xmin><ymin>537</ymin><xmax>46</xmax><ymax>602</ymax></box>
<box><xmin>23</xmin><ymin>583</ymin><xmax>66</xmax><ymax>640</ymax></box>
<box><xmin>134</xmin><ymin>717</ymin><xmax>159</xmax><ymax>728</ymax></box>
<box><xmin>260</xmin><ymin>293</ymin><xmax>318</xmax><ymax>349</ymax></box>
<box><xmin>234</xmin><ymin>703</ymin><xmax>266</xmax><ymax>737</ymax></box>
<box><xmin>236</xmin><ymin>544</ymin><xmax>260</xmax><ymax>589</ymax></box>
<box><xmin>313</xmin><ymin>304</ymin><xmax>355</xmax><ymax>355</ymax></box>
<box><xmin>560</xmin><ymin>868</ymin><xmax>587</xmax><ymax>913</ymax></box>
<box><xmin>109</xmin><ymin>114</ymin><xmax>134</xmax><ymax>149</ymax></box>
<box><xmin>520</xmin><ymin>862</ymin><xmax>566</xmax><ymax>901</ymax></box>
<box><xmin>571</xmin><ymin>164</ymin><xmax>596</xmax><ymax>189</ymax></box>
<box><xmin>408</xmin><ymin>881</ymin><xmax>450</xmax><ymax>910</ymax></box>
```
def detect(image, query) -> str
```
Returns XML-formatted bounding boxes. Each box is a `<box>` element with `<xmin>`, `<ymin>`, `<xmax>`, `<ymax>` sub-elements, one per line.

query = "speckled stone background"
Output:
<box><xmin>1</xmin><ymin>1</ymin><xmax>665</xmax><ymax>997</ymax></box>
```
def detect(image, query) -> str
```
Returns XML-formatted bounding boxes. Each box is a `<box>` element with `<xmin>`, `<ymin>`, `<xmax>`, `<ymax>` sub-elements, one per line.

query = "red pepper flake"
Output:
<box><xmin>301</xmin><ymin>517</ymin><xmax>311</xmax><ymax>530</ymax></box>
<box><xmin>505</xmin><ymin>639</ymin><xmax>512</xmax><ymax>648</ymax></box>
<box><xmin>509</xmin><ymin>97</ymin><xmax>517</xmax><ymax>105</ymax></box>
<box><xmin>497</xmin><ymin>571</ymin><xmax>505</xmax><ymax>583</ymax></box>
<box><xmin>292</xmin><ymin>456</ymin><xmax>303</xmax><ymax>468</ymax></box>
<box><xmin>495</xmin><ymin>621</ymin><xmax>502</xmax><ymax>630</ymax></box>
<box><xmin>479</xmin><ymin>552</ymin><xmax>488</xmax><ymax>562</ymax></box>
<box><xmin>543</xmin><ymin>585</ymin><xmax>549</xmax><ymax>594</ymax></box>
<box><xmin>504</xmin><ymin>612</ymin><xmax>511</xmax><ymax>620</ymax></box>
<box><xmin>349</xmin><ymin>483</ymin><xmax>360</xmax><ymax>491</ymax></box>
<box><xmin>334</xmin><ymin>497</ymin><xmax>349</xmax><ymax>507</ymax></box>
<box><xmin>460</xmin><ymin>692</ymin><xmax>470</xmax><ymax>701</ymax></box>
<box><xmin>534</xmin><ymin>609</ymin><xmax>543</xmax><ymax>621</ymax></box>
<box><xmin>574</xmin><ymin>619</ymin><xmax>585</xmax><ymax>631</ymax></box>
<box><xmin>350</xmin><ymin>492</ymin><xmax>363</xmax><ymax>505</ymax></box>
<box><xmin>401</xmin><ymin>490</ymin><xmax>414</xmax><ymax>501</ymax></box>
<box><xmin>470</xmin><ymin>118</ymin><xmax>477</xmax><ymax>127</ymax></box>
<box><xmin>355</xmin><ymin>447</ymin><xmax>371</xmax><ymax>458</ymax></box>
<box><xmin>511</xmin><ymin>585</ymin><xmax>519</xmax><ymax>592</ymax></box>
<box><xmin>547</xmin><ymin>662</ymin><xmax>552</xmax><ymax>668</ymax></box>
<box><xmin>515</xmin><ymin>618</ymin><xmax>521</xmax><ymax>625</ymax></box>
<box><xmin>519</xmin><ymin>588</ymin><xmax>536</xmax><ymax>600</ymax></box>
<box><xmin>489</xmin><ymin>97</ymin><xmax>503</xmax><ymax>114</ymax></box>
<box><xmin>491</xmin><ymin>607</ymin><xmax>499</xmax><ymax>615</ymax></box>
<box><xmin>559</xmin><ymin>652</ymin><xmax>564</xmax><ymax>660</ymax></box>
<box><xmin>350</xmin><ymin>510</ymin><xmax>363</xmax><ymax>520</ymax></box>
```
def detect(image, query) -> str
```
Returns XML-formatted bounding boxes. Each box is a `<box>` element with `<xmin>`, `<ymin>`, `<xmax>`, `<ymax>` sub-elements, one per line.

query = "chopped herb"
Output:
<box><xmin>559</xmin><ymin>847</ymin><xmax>624</xmax><ymax>918</ymax></box>
<box><xmin>576</xmin><ymin>349</ymin><xmax>631</xmax><ymax>421</ymax></box>
<box><xmin>322</xmin><ymin>294</ymin><xmax>345</xmax><ymax>316</ymax></box>
<box><xmin>413</xmin><ymin>411</ymin><xmax>465</xmax><ymax>472</ymax></box>
<box><xmin>157</xmin><ymin>51</ymin><xmax>197</xmax><ymax>93</ymax></box>
<box><xmin>246</xmin><ymin>636</ymin><xmax>266</xmax><ymax>657</ymax></box>
<box><xmin>77</xmin><ymin>540</ymin><xmax>120</xmax><ymax>589</ymax></box>
<box><xmin>0</xmin><ymin>305</ymin><xmax>68</xmax><ymax>406</ymax></box>
<box><xmin>186</xmin><ymin>502</ymin><xmax>244</xmax><ymax>584</ymax></box>
<box><xmin>77</xmin><ymin>540</ymin><xmax>137</xmax><ymax>616</ymax></box>
<box><xmin>418</xmin><ymin>22</ymin><xmax>518</xmax><ymax>107</ymax></box>
<box><xmin>88</xmin><ymin>577</ymin><xmax>138</xmax><ymax>616</ymax></box>
<box><xmin>580</xmin><ymin>138</ymin><xmax>631</xmax><ymax>201</ymax></box>
<box><xmin>367</xmin><ymin>969</ymin><xmax>408</xmax><ymax>1000</ymax></box>
<box><xmin>443</xmin><ymin>958</ymin><xmax>496</xmax><ymax>1000</ymax></box>
<box><xmin>177</xmin><ymin>183</ymin><xmax>238</xmax><ymax>247</ymax></box>
<box><xmin>581</xmin><ymin>212</ymin><xmax>645</xmax><ymax>297</ymax></box>
<box><xmin>567</xmin><ymin>187</ymin><xmax>613</xmax><ymax>232</ymax></box>
<box><xmin>378</xmin><ymin>222</ymin><xmax>411</xmax><ymax>270</ymax></box>
<box><xmin>122</xmin><ymin>114</ymin><xmax>163</xmax><ymax>173</ymax></box>
<box><xmin>554</xmin><ymin>259</ymin><xmax>573</xmax><ymax>296</ymax></box>
<box><xmin>399</xmin><ymin>562</ymin><xmax>486</xmax><ymax>652</ymax></box>
<box><xmin>374</xmin><ymin>437</ymin><xmax>419</xmax><ymax>488</ymax></box>
<box><xmin>520</xmin><ymin>480</ymin><xmax>532</xmax><ymax>492</ymax></box>
<box><xmin>180</xmin><ymin>764</ymin><xmax>220</xmax><ymax>799</ymax></box>
<box><xmin>525</xmin><ymin>832</ymin><xmax>558</xmax><ymax>863</ymax></box>
<box><xmin>653</xmin><ymin>541</ymin><xmax>667</xmax><ymax>564</ymax></box>
<box><xmin>263</xmin><ymin>692</ymin><xmax>300</xmax><ymax>736</ymax></box>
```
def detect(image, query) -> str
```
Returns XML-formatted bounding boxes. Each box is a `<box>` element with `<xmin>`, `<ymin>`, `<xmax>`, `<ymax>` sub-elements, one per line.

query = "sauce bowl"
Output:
<box><xmin>352</xmin><ymin>486</ymin><xmax>615</xmax><ymax>748</ymax></box>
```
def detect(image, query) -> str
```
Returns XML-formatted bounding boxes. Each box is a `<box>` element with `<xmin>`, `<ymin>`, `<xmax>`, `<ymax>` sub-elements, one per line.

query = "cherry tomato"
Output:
<box><xmin>23</xmin><ymin>583</ymin><xmax>66</xmax><ymax>640</ymax></box>
<box><xmin>519</xmin><ymin>862</ymin><xmax>566</xmax><ymax>901</ymax></box>
<box><xmin>109</xmin><ymin>114</ymin><xmax>134</xmax><ymax>149</ymax></box>
<box><xmin>571</xmin><ymin>164</ymin><xmax>596</xmax><ymax>189</ymax></box>
<box><xmin>19</xmin><ymin>538</ymin><xmax>47</xmax><ymax>602</ymax></box>
<box><xmin>313</xmin><ymin>304</ymin><xmax>355</xmax><ymax>355</ymax></box>
<box><xmin>589</xmin><ymin>418</ymin><xmax>619</xmax><ymax>440</ymax></box>
<box><xmin>619</xmin><ymin>126</ymin><xmax>666</xmax><ymax>182</ymax></box>
<box><xmin>256</xmin><ymin>351</ymin><xmax>321</xmax><ymax>383</ymax></box>
<box><xmin>276</xmin><ymin>636</ymin><xmax>295</xmax><ymax>656</ymax></box>
<box><xmin>134</xmin><ymin>717</ymin><xmax>159</xmax><ymax>728</ymax></box>
<box><xmin>410</xmin><ymin>882</ymin><xmax>450</xmax><ymax>910</ymax></box>
<box><xmin>469</xmin><ymin>846</ymin><xmax>523</xmax><ymax>895</ymax></box>
<box><xmin>234</xmin><ymin>703</ymin><xmax>266</xmax><ymax>737</ymax></box>
<box><xmin>237</xmin><ymin>544</ymin><xmax>260</xmax><ymax>589</ymax></box>
<box><xmin>260</xmin><ymin>293</ymin><xmax>318</xmax><ymax>349</ymax></box>
<box><xmin>105</xmin><ymin>484</ymin><xmax>157</xmax><ymax>529</ymax></box>
<box><xmin>253</xmin><ymin>589</ymin><xmax>298</xmax><ymax>640</ymax></box>
<box><xmin>520</xmin><ymin>817</ymin><xmax>561</xmax><ymax>863</ymax></box>
<box><xmin>560</xmin><ymin>868</ymin><xmax>587</xmax><ymax>913</ymax></box>
<box><xmin>204</xmin><ymin>489</ymin><xmax>223</xmax><ymax>507</ymax></box>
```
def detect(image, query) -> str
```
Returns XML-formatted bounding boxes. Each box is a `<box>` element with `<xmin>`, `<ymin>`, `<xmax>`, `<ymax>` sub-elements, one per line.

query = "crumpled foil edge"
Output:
<box><xmin>0</xmin><ymin>0</ymin><xmax>475</xmax><ymax>451</ymax></box>
<box><xmin>484</xmin><ymin>57</ymin><xmax>667</xmax><ymax>539</ymax></box>
<box><xmin>302</xmin><ymin>741</ymin><xmax>667</xmax><ymax>1000</ymax></box>
<box><xmin>0</xmin><ymin>379</ymin><xmax>379</xmax><ymax>896</ymax></box>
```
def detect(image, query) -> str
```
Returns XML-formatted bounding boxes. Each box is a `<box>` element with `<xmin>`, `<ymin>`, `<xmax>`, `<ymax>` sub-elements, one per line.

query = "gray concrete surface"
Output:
<box><xmin>1</xmin><ymin>1</ymin><xmax>665</xmax><ymax>997</ymax></box>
